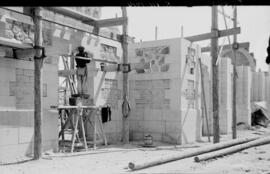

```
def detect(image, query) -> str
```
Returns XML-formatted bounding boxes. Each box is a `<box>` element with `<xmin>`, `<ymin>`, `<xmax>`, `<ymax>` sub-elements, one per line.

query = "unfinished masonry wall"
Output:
<box><xmin>0</xmin><ymin>57</ymin><xmax>58</xmax><ymax>162</ymax></box>
<box><xmin>128</xmin><ymin>38</ymin><xmax>202</xmax><ymax>144</ymax></box>
<box><xmin>0</xmin><ymin>7</ymin><xmax>123</xmax><ymax>161</ymax></box>
<box><xmin>86</xmin><ymin>37</ymin><xmax>123</xmax><ymax>143</ymax></box>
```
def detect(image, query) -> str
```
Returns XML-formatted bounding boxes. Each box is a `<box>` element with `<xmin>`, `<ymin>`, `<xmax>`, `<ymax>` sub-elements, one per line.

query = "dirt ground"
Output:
<box><xmin>1</xmin><ymin>128</ymin><xmax>270</xmax><ymax>174</ymax></box>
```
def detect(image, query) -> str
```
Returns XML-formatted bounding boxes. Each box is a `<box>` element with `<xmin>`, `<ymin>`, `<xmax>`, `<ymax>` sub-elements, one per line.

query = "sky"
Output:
<box><xmin>101</xmin><ymin>6</ymin><xmax>270</xmax><ymax>71</ymax></box>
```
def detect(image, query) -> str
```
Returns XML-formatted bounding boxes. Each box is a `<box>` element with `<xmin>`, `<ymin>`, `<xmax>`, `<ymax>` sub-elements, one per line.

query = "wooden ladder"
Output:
<box><xmin>61</xmin><ymin>55</ymin><xmax>77</xmax><ymax>95</ymax></box>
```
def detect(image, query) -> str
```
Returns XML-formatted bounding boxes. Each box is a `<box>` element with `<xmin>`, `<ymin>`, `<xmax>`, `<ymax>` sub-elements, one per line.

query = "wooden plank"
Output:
<box><xmin>219</xmin><ymin>27</ymin><xmax>240</xmax><ymax>38</ymax></box>
<box><xmin>58</xmin><ymin>105</ymin><xmax>99</xmax><ymax>109</ymax></box>
<box><xmin>185</xmin><ymin>27</ymin><xmax>240</xmax><ymax>42</ymax></box>
<box><xmin>195</xmin><ymin>136</ymin><xmax>270</xmax><ymax>162</ymax></box>
<box><xmin>201</xmin><ymin>42</ymin><xmax>249</xmax><ymax>52</ymax></box>
<box><xmin>185</xmin><ymin>33</ymin><xmax>212</xmax><ymax>42</ymax></box>
<box><xmin>44</xmin><ymin>7</ymin><xmax>97</xmax><ymax>24</ymax></box>
<box><xmin>0</xmin><ymin>37</ymin><xmax>33</xmax><ymax>49</ymax></box>
<box><xmin>85</xmin><ymin>17</ymin><xmax>128</xmax><ymax>28</ymax></box>
<box><xmin>102</xmin><ymin>64</ymin><xmax>119</xmax><ymax>72</ymax></box>
<box><xmin>129</xmin><ymin>137</ymin><xmax>258</xmax><ymax>170</ymax></box>
<box><xmin>211</xmin><ymin>6</ymin><xmax>220</xmax><ymax>144</ymax></box>
<box><xmin>62</xmin><ymin>54</ymin><xmax>118</xmax><ymax>64</ymax></box>
<box><xmin>33</xmin><ymin>7</ymin><xmax>43</xmax><ymax>160</ymax></box>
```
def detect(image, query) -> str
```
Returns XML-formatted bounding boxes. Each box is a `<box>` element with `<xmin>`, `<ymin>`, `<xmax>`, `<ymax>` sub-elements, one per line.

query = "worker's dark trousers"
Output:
<box><xmin>76</xmin><ymin>67</ymin><xmax>88</xmax><ymax>95</ymax></box>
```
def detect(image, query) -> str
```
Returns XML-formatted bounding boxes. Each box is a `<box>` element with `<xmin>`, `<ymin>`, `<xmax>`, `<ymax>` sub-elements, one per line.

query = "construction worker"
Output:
<box><xmin>75</xmin><ymin>46</ymin><xmax>93</xmax><ymax>96</ymax></box>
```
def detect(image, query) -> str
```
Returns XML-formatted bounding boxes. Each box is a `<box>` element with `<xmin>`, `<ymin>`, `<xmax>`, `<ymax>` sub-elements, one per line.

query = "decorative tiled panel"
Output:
<box><xmin>135</xmin><ymin>46</ymin><xmax>170</xmax><ymax>73</ymax></box>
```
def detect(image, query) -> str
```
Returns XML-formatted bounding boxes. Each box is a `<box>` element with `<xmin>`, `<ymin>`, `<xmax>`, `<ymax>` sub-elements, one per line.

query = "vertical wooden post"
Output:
<box><xmin>69</xmin><ymin>44</ymin><xmax>75</xmax><ymax>82</ymax></box>
<box><xmin>211</xmin><ymin>6</ymin><xmax>220</xmax><ymax>143</ymax></box>
<box><xmin>33</xmin><ymin>7</ymin><xmax>44</xmax><ymax>159</ymax></box>
<box><xmin>121</xmin><ymin>7</ymin><xmax>129</xmax><ymax>144</ymax></box>
<box><xmin>199</xmin><ymin>59</ymin><xmax>211</xmax><ymax>142</ymax></box>
<box><xmin>232</xmin><ymin>6</ymin><xmax>237</xmax><ymax>139</ymax></box>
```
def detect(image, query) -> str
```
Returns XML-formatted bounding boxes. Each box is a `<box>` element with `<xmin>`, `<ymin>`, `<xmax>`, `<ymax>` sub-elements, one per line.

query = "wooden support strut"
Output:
<box><xmin>33</xmin><ymin>7</ymin><xmax>44</xmax><ymax>160</ymax></box>
<box><xmin>201</xmin><ymin>42</ymin><xmax>249</xmax><ymax>52</ymax></box>
<box><xmin>121</xmin><ymin>7</ymin><xmax>130</xmax><ymax>144</ymax></box>
<box><xmin>211</xmin><ymin>6</ymin><xmax>220</xmax><ymax>144</ymax></box>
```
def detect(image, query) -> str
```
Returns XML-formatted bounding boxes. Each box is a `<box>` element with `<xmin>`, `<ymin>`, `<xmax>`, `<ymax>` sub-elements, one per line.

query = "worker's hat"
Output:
<box><xmin>77</xmin><ymin>46</ymin><xmax>85</xmax><ymax>52</ymax></box>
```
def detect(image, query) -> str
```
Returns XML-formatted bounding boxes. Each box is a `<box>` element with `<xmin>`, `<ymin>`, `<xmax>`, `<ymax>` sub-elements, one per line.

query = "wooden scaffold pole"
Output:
<box><xmin>232</xmin><ymin>6</ymin><xmax>238</xmax><ymax>139</ymax></box>
<box><xmin>211</xmin><ymin>6</ymin><xmax>220</xmax><ymax>143</ymax></box>
<box><xmin>33</xmin><ymin>7</ymin><xmax>45</xmax><ymax>159</ymax></box>
<box><xmin>121</xmin><ymin>7</ymin><xmax>130</xmax><ymax>144</ymax></box>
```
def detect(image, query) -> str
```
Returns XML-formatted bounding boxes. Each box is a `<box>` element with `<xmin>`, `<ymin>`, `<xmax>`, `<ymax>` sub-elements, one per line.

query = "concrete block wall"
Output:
<box><xmin>200</xmin><ymin>54</ymin><xmax>213</xmax><ymax>136</ymax></box>
<box><xmin>128</xmin><ymin>38</ymin><xmax>202</xmax><ymax>144</ymax></box>
<box><xmin>236</xmin><ymin>66</ymin><xmax>252</xmax><ymax>125</ymax></box>
<box><xmin>252</xmin><ymin>71</ymin><xmax>269</xmax><ymax>102</ymax></box>
<box><xmin>84</xmin><ymin>35</ymin><xmax>123</xmax><ymax>144</ymax></box>
<box><xmin>218</xmin><ymin>57</ymin><xmax>233</xmax><ymax>134</ymax></box>
<box><xmin>0</xmin><ymin>58</ymin><xmax>58</xmax><ymax>163</ymax></box>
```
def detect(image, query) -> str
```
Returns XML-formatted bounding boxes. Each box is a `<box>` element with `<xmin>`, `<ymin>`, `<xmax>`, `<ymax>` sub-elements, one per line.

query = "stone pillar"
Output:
<box><xmin>218</xmin><ymin>57</ymin><xmax>233</xmax><ymax>134</ymax></box>
<box><xmin>236</xmin><ymin>65</ymin><xmax>252</xmax><ymax>125</ymax></box>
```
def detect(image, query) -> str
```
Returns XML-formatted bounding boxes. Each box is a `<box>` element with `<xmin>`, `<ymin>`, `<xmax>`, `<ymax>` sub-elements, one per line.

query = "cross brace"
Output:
<box><xmin>185</xmin><ymin>27</ymin><xmax>240</xmax><ymax>42</ymax></box>
<box><xmin>201</xmin><ymin>42</ymin><xmax>249</xmax><ymax>52</ymax></box>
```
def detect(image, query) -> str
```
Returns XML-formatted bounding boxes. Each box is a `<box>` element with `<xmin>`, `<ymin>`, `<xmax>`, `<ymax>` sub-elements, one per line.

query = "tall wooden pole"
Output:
<box><xmin>33</xmin><ymin>7</ymin><xmax>44</xmax><ymax>159</ymax></box>
<box><xmin>121</xmin><ymin>7</ymin><xmax>129</xmax><ymax>143</ymax></box>
<box><xmin>232</xmin><ymin>6</ymin><xmax>237</xmax><ymax>139</ymax></box>
<box><xmin>211</xmin><ymin>6</ymin><xmax>220</xmax><ymax>143</ymax></box>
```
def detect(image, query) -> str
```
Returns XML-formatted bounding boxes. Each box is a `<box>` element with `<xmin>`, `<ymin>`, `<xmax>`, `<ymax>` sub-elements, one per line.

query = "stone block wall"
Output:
<box><xmin>218</xmin><ymin>57</ymin><xmax>233</xmax><ymax>134</ymax></box>
<box><xmin>236</xmin><ymin>66</ymin><xmax>252</xmax><ymax>125</ymax></box>
<box><xmin>128</xmin><ymin>38</ymin><xmax>202</xmax><ymax>144</ymax></box>
<box><xmin>0</xmin><ymin>58</ymin><xmax>58</xmax><ymax>163</ymax></box>
<box><xmin>86</xmin><ymin>37</ymin><xmax>123</xmax><ymax>144</ymax></box>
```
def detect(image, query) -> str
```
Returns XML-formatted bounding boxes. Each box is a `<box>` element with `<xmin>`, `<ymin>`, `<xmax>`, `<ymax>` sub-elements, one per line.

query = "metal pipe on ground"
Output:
<box><xmin>194</xmin><ymin>136</ymin><xmax>270</xmax><ymax>162</ymax></box>
<box><xmin>128</xmin><ymin>137</ymin><xmax>258</xmax><ymax>171</ymax></box>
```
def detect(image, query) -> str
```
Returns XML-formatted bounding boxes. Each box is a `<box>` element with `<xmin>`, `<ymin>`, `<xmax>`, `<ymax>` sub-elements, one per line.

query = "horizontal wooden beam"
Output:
<box><xmin>219</xmin><ymin>27</ymin><xmax>240</xmax><ymax>38</ymax></box>
<box><xmin>84</xmin><ymin>17</ymin><xmax>128</xmax><ymax>28</ymax></box>
<box><xmin>44</xmin><ymin>7</ymin><xmax>96</xmax><ymax>25</ymax></box>
<box><xmin>0</xmin><ymin>36</ymin><xmax>33</xmax><ymax>49</ymax></box>
<box><xmin>61</xmin><ymin>54</ymin><xmax>118</xmax><ymax>64</ymax></box>
<box><xmin>185</xmin><ymin>33</ymin><xmax>212</xmax><ymax>42</ymax></box>
<box><xmin>201</xmin><ymin>42</ymin><xmax>250</xmax><ymax>52</ymax></box>
<box><xmin>102</xmin><ymin>62</ymin><xmax>148</xmax><ymax>72</ymax></box>
<box><xmin>185</xmin><ymin>27</ymin><xmax>240</xmax><ymax>42</ymax></box>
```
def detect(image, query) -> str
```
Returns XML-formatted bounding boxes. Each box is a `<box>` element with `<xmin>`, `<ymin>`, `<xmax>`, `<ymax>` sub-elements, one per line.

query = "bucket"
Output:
<box><xmin>144</xmin><ymin>134</ymin><xmax>153</xmax><ymax>146</ymax></box>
